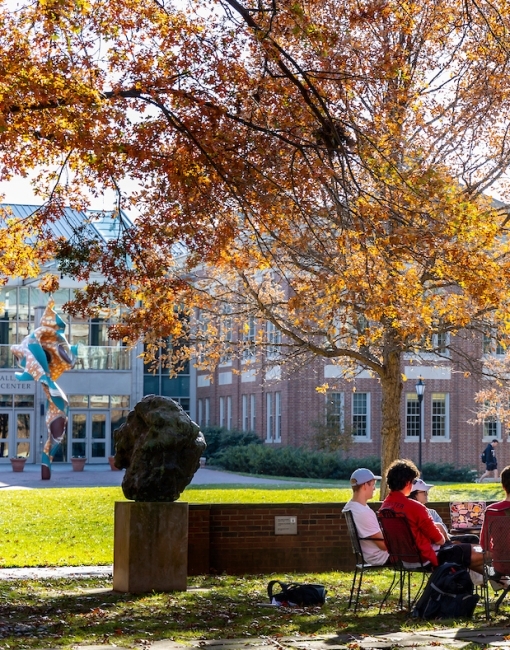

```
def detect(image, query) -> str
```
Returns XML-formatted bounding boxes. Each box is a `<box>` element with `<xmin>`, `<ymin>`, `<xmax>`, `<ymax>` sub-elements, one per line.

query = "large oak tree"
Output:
<box><xmin>2</xmin><ymin>0</ymin><xmax>510</xmax><ymax>488</ymax></box>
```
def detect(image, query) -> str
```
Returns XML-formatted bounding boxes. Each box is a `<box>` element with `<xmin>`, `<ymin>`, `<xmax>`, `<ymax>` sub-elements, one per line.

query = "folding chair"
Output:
<box><xmin>343</xmin><ymin>510</ymin><xmax>390</xmax><ymax>612</ymax></box>
<box><xmin>377</xmin><ymin>509</ymin><xmax>432</xmax><ymax>612</ymax></box>
<box><xmin>482</xmin><ymin>510</ymin><xmax>510</xmax><ymax>619</ymax></box>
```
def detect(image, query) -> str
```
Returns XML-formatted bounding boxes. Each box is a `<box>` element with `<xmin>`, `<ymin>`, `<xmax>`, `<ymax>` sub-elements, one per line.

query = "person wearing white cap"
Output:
<box><xmin>342</xmin><ymin>468</ymin><xmax>390</xmax><ymax>566</ymax></box>
<box><xmin>409</xmin><ymin>479</ymin><xmax>480</xmax><ymax>544</ymax></box>
<box><xmin>409</xmin><ymin>478</ymin><xmax>450</xmax><ymax>539</ymax></box>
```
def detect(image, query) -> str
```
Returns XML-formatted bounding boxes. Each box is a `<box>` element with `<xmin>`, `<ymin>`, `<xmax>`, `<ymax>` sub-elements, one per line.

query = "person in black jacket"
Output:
<box><xmin>478</xmin><ymin>439</ymin><xmax>499</xmax><ymax>482</ymax></box>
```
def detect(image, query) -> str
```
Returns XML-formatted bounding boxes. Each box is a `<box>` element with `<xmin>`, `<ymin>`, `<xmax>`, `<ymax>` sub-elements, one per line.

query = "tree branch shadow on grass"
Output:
<box><xmin>0</xmin><ymin>572</ymin><xmax>503</xmax><ymax>648</ymax></box>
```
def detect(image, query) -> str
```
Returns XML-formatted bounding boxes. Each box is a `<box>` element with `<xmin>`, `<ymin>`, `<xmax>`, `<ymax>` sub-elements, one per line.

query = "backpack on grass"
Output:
<box><xmin>412</xmin><ymin>562</ymin><xmax>479</xmax><ymax>620</ymax></box>
<box><xmin>267</xmin><ymin>580</ymin><xmax>327</xmax><ymax>607</ymax></box>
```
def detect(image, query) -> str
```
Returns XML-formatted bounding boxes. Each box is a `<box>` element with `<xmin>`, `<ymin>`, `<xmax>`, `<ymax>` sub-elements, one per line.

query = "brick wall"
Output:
<box><xmin>195</xmin><ymin>329</ymin><xmax>503</xmax><ymax>471</ymax></box>
<box><xmin>187</xmin><ymin>501</ymin><xmax>463</xmax><ymax>576</ymax></box>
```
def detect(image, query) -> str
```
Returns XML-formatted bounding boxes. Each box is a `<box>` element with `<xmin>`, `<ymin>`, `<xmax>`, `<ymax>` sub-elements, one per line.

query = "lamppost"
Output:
<box><xmin>415</xmin><ymin>376</ymin><xmax>425</xmax><ymax>471</ymax></box>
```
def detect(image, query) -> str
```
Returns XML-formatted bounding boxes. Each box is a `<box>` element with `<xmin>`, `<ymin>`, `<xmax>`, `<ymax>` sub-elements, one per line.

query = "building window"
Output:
<box><xmin>195</xmin><ymin>309</ymin><xmax>206</xmax><ymax>364</ymax></box>
<box><xmin>250</xmin><ymin>394</ymin><xmax>256</xmax><ymax>431</ymax></box>
<box><xmin>483</xmin><ymin>417</ymin><xmax>500</xmax><ymax>439</ymax></box>
<box><xmin>219</xmin><ymin>307</ymin><xmax>233</xmax><ymax>365</ymax></box>
<box><xmin>242</xmin><ymin>395</ymin><xmax>248</xmax><ymax>431</ymax></box>
<box><xmin>435</xmin><ymin>332</ymin><xmax>449</xmax><ymax>355</ymax></box>
<box><xmin>204</xmin><ymin>397</ymin><xmax>210</xmax><ymax>427</ymax></box>
<box><xmin>266</xmin><ymin>392</ymin><xmax>273</xmax><ymax>442</ymax></box>
<box><xmin>327</xmin><ymin>393</ymin><xmax>344</xmax><ymax>429</ymax></box>
<box><xmin>431</xmin><ymin>393</ymin><xmax>449</xmax><ymax>439</ymax></box>
<box><xmin>198</xmin><ymin>399</ymin><xmax>203</xmax><ymax>427</ymax></box>
<box><xmin>406</xmin><ymin>395</ymin><xmax>420</xmax><ymax>438</ymax></box>
<box><xmin>242</xmin><ymin>317</ymin><xmax>256</xmax><ymax>362</ymax></box>
<box><xmin>143</xmin><ymin>339</ymin><xmax>190</xmax><ymax>413</ymax></box>
<box><xmin>0</xmin><ymin>286</ymin><xmax>128</xmax><ymax>370</ymax></box>
<box><xmin>483</xmin><ymin>333</ymin><xmax>506</xmax><ymax>355</ymax></box>
<box><xmin>275</xmin><ymin>392</ymin><xmax>281</xmax><ymax>442</ymax></box>
<box><xmin>266</xmin><ymin>321</ymin><xmax>281</xmax><ymax>360</ymax></box>
<box><xmin>352</xmin><ymin>392</ymin><xmax>369</xmax><ymax>438</ymax></box>
<box><xmin>219</xmin><ymin>396</ymin><xmax>225</xmax><ymax>428</ymax></box>
<box><xmin>226</xmin><ymin>395</ymin><xmax>232</xmax><ymax>430</ymax></box>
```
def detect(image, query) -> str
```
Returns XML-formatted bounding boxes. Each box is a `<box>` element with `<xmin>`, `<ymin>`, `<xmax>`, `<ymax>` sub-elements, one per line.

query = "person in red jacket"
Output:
<box><xmin>379</xmin><ymin>459</ymin><xmax>483</xmax><ymax>574</ymax></box>
<box><xmin>480</xmin><ymin>464</ymin><xmax>510</xmax><ymax>587</ymax></box>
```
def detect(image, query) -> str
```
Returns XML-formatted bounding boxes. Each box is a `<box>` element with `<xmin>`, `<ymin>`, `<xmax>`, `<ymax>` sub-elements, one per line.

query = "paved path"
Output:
<box><xmin>151</xmin><ymin>630</ymin><xmax>510</xmax><ymax>649</ymax></box>
<box><xmin>0</xmin><ymin>463</ymin><xmax>300</xmax><ymax>490</ymax></box>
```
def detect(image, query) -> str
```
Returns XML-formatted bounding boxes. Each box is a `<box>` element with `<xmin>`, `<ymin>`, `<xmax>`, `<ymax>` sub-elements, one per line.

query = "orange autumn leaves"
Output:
<box><xmin>2</xmin><ymin>0</ymin><xmax>510</xmax><ymax>475</ymax></box>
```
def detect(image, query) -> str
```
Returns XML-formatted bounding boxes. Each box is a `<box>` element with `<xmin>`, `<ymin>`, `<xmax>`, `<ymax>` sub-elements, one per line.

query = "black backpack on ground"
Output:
<box><xmin>267</xmin><ymin>580</ymin><xmax>327</xmax><ymax>606</ymax></box>
<box><xmin>412</xmin><ymin>562</ymin><xmax>479</xmax><ymax>620</ymax></box>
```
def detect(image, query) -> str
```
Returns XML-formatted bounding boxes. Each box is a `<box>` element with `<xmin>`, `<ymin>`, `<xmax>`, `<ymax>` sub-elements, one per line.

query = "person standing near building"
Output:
<box><xmin>342</xmin><ymin>468</ymin><xmax>390</xmax><ymax>566</ymax></box>
<box><xmin>478</xmin><ymin>439</ymin><xmax>499</xmax><ymax>482</ymax></box>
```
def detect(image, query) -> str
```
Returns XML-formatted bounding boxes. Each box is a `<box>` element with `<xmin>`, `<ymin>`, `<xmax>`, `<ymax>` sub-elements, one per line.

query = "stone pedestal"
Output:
<box><xmin>113</xmin><ymin>501</ymin><xmax>188</xmax><ymax>593</ymax></box>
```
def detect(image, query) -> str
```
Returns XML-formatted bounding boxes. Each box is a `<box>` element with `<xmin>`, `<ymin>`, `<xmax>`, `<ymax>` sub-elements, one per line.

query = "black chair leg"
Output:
<box><xmin>495</xmin><ymin>587</ymin><xmax>510</xmax><ymax>613</ymax></box>
<box><xmin>348</xmin><ymin>567</ymin><xmax>359</xmax><ymax>609</ymax></box>
<box><xmin>354</xmin><ymin>567</ymin><xmax>365</xmax><ymax>612</ymax></box>
<box><xmin>379</xmin><ymin>570</ymin><xmax>398</xmax><ymax>614</ymax></box>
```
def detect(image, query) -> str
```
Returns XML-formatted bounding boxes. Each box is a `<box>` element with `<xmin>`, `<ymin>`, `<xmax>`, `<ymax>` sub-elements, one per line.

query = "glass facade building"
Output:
<box><xmin>0</xmin><ymin>205</ymin><xmax>193</xmax><ymax>465</ymax></box>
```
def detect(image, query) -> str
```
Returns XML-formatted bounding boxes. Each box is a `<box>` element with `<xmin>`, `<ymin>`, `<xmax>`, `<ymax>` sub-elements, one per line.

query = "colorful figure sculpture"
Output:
<box><xmin>11</xmin><ymin>299</ymin><xmax>77</xmax><ymax>479</ymax></box>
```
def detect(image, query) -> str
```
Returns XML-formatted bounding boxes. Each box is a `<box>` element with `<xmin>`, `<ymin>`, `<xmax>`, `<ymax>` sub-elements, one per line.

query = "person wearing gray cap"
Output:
<box><xmin>342</xmin><ymin>468</ymin><xmax>390</xmax><ymax>566</ymax></box>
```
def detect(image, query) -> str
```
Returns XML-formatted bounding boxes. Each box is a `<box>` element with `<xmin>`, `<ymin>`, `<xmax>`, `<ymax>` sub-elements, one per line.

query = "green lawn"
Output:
<box><xmin>0</xmin><ymin>481</ymin><xmax>503</xmax><ymax>567</ymax></box>
<box><xmin>0</xmin><ymin>481</ymin><xmax>509</xmax><ymax>649</ymax></box>
<box><xmin>0</xmin><ymin>570</ymin><xmax>506</xmax><ymax>650</ymax></box>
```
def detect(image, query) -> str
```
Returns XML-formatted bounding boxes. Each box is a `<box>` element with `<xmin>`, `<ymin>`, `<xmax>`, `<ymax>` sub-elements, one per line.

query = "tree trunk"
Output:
<box><xmin>379</xmin><ymin>349</ymin><xmax>404</xmax><ymax>499</ymax></box>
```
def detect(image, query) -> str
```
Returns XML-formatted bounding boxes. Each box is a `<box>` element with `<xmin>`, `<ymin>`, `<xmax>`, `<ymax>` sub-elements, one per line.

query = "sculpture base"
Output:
<box><xmin>113</xmin><ymin>501</ymin><xmax>188</xmax><ymax>593</ymax></box>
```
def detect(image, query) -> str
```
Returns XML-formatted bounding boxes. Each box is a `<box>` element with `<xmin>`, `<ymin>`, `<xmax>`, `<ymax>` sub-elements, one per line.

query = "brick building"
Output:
<box><xmin>195</xmin><ymin>328</ymin><xmax>503</xmax><ymax>472</ymax></box>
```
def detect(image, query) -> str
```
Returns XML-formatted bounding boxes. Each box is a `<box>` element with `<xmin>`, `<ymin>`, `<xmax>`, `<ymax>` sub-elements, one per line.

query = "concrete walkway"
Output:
<box><xmin>0</xmin><ymin>463</ymin><xmax>300</xmax><ymax>490</ymax></box>
<box><xmin>153</xmin><ymin>630</ymin><xmax>510</xmax><ymax>649</ymax></box>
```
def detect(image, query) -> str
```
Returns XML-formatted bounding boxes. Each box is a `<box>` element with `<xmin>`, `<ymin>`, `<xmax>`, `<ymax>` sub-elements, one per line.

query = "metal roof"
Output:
<box><xmin>0</xmin><ymin>204</ymin><xmax>133</xmax><ymax>243</ymax></box>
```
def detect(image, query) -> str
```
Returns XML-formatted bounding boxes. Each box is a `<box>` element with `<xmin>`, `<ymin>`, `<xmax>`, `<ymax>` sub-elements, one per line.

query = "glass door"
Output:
<box><xmin>0</xmin><ymin>411</ymin><xmax>31</xmax><ymax>461</ymax></box>
<box><xmin>14</xmin><ymin>411</ymin><xmax>31</xmax><ymax>458</ymax></box>
<box><xmin>0</xmin><ymin>412</ymin><xmax>9</xmax><ymax>460</ymax></box>
<box><xmin>68</xmin><ymin>411</ymin><xmax>109</xmax><ymax>462</ymax></box>
<box><xmin>90</xmin><ymin>411</ymin><xmax>108</xmax><ymax>463</ymax></box>
<box><xmin>69</xmin><ymin>412</ymin><xmax>87</xmax><ymax>460</ymax></box>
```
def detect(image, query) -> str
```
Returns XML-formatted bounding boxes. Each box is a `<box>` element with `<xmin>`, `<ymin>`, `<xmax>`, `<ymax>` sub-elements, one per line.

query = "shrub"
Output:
<box><xmin>201</xmin><ymin>426</ymin><xmax>262</xmax><ymax>459</ymax></box>
<box><xmin>420</xmin><ymin>462</ymin><xmax>476</xmax><ymax>483</ymax></box>
<box><xmin>203</xmin><ymin>435</ymin><xmax>477</xmax><ymax>482</ymax></box>
<box><xmin>213</xmin><ymin>443</ymin><xmax>382</xmax><ymax>480</ymax></box>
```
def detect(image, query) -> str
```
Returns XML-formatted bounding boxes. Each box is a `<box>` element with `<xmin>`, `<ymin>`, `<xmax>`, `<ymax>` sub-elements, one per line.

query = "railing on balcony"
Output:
<box><xmin>73</xmin><ymin>345</ymin><xmax>132</xmax><ymax>370</ymax></box>
<box><xmin>0</xmin><ymin>344</ymin><xmax>131</xmax><ymax>371</ymax></box>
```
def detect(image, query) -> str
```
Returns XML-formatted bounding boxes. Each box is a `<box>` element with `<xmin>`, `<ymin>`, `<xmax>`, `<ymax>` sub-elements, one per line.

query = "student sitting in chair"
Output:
<box><xmin>380</xmin><ymin>459</ymin><xmax>484</xmax><ymax>576</ymax></box>
<box><xmin>342</xmin><ymin>468</ymin><xmax>391</xmax><ymax>566</ymax></box>
<box><xmin>480</xmin><ymin>464</ymin><xmax>510</xmax><ymax>590</ymax></box>
<box><xmin>409</xmin><ymin>479</ymin><xmax>479</xmax><ymax>544</ymax></box>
